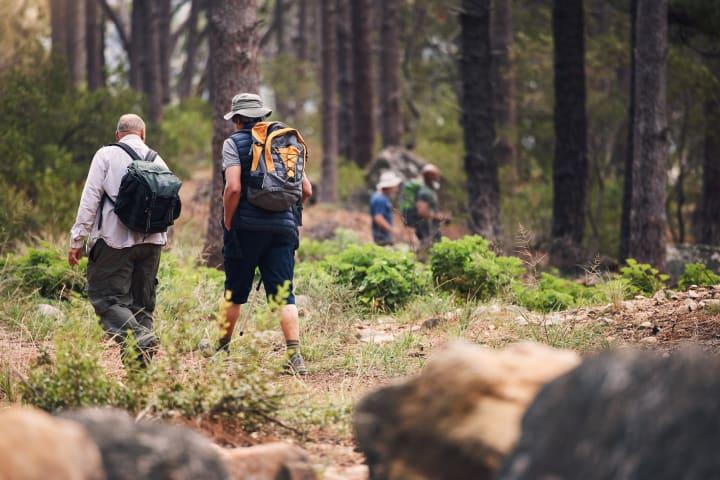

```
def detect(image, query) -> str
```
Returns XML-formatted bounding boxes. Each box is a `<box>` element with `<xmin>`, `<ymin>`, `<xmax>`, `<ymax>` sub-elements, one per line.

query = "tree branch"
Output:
<box><xmin>97</xmin><ymin>0</ymin><xmax>130</xmax><ymax>54</ymax></box>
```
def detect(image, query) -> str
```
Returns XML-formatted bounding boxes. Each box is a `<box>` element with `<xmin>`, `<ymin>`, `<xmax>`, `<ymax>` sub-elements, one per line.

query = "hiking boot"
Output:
<box><xmin>285</xmin><ymin>352</ymin><xmax>308</xmax><ymax>376</ymax></box>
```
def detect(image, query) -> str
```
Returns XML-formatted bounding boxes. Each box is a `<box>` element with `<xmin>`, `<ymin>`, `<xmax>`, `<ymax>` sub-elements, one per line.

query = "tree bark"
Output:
<box><xmin>337</xmin><ymin>0</ymin><xmax>353</xmax><ymax>160</ymax></box>
<box><xmin>130</xmin><ymin>0</ymin><xmax>147</xmax><ymax>91</ymax></box>
<box><xmin>50</xmin><ymin>0</ymin><xmax>68</xmax><ymax>61</ymax></box>
<box><xmin>297</xmin><ymin>0</ymin><xmax>308</xmax><ymax>61</ymax></box>
<box><xmin>158</xmin><ymin>0</ymin><xmax>172</xmax><ymax>104</ymax></box>
<box><xmin>460</xmin><ymin>0</ymin><xmax>501</xmax><ymax>241</ymax></box>
<box><xmin>629</xmin><ymin>0</ymin><xmax>669</xmax><ymax>270</ymax></box>
<box><xmin>178</xmin><ymin>0</ymin><xmax>202</xmax><ymax>99</ymax></box>
<box><xmin>319</xmin><ymin>0</ymin><xmax>339</xmax><ymax>203</ymax></box>
<box><xmin>204</xmin><ymin>0</ymin><xmax>260</xmax><ymax>268</ymax></box>
<box><xmin>379</xmin><ymin>0</ymin><xmax>402</xmax><ymax>147</ymax></box>
<box><xmin>86</xmin><ymin>0</ymin><xmax>104</xmax><ymax>90</ymax></box>
<box><xmin>143</xmin><ymin>0</ymin><xmax>164</xmax><ymax>122</ymax></box>
<box><xmin>550</xmin><ymin>0</ymin><xmax>588</xmax><ymax>270</ymax></box>
<box><xmin>698</xmin><ymin>74</ymin><xmax>720</xmax><ymax>244</ymax></box>
<box><xmin>619</xmin><ymin>0</ymin><xmax>637</xmax><ymax>261</ymax></box>
<box><xmin>350</xmin><ymin>0</ymin><xmax>375</xmax><ymax>167</ymax></box>
<box><xmin>65</xmin><ymin>0</ymin><xmax>86</xmax><ymax>85</ymax></box>
<box><xmin>491</xmin><ymin>0</ymin><xmax>517</xmax><ymax>175</ymax></box>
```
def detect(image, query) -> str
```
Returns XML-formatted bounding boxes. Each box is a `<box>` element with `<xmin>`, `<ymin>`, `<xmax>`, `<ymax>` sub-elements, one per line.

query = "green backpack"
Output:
<box><xmin>99</xmin><ymin>143</ymin><xmax>182</xmax><ymax>234</ymax></box>
<box><xmin>399</xmin><ymin>180</ymin><xmax>422</xmax><ymax>225</ymax></box>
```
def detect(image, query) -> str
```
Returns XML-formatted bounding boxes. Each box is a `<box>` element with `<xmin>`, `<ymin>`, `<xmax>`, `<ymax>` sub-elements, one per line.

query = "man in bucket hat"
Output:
<box><xmin>370</xmin><ymin>170</ymin><xmax>403</xmax><ymax>246</ymax></box>
<box><xmin>217</xmin><ymin>92</ymin><xmax>313</xmax><ymax>375</ymax></box>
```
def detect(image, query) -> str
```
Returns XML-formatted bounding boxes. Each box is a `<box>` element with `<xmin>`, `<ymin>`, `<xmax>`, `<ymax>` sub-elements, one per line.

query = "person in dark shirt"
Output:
<box><xmin>414</xmin><ymin>164</ymin><xmax>448</xmax><ymax>246</ymax></box>
<box><xmin>370</xmin><ymin>171</ymin><xmax>403</xmax><ymax>246</ymax></box>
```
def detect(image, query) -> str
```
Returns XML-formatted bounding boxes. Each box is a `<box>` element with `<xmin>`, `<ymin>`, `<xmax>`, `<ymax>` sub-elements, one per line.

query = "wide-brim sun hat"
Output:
<box><xmin>377</xmin><ymin>170</ymin><xmax>403</xmax><ymax>190</ymax></box>
<box><xmin>223</xmin><ymin>92</ymin><xmax>273</xmax><ymax>120</ymax></box>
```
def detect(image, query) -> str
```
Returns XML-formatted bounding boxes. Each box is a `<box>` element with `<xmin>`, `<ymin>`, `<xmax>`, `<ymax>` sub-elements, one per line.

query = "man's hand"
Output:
<box><xmin>224</xmin><ymin>216</ymin><xmax>233</xmax><ymax>231</ymax></box>
<box><xmin>68</xmin><ymin>248</ymin><xmax>83</xmax><ymax>267</ymax></box>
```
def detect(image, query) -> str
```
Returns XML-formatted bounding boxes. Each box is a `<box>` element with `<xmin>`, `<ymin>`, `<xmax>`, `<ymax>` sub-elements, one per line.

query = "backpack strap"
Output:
<box><xmin>110</xmin><ymin>142</ymin><xmax>142</xmax><ymax>161</ymax></box>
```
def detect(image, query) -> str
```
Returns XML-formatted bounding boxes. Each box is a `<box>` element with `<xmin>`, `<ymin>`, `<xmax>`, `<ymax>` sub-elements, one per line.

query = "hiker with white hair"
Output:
<box><xmin>68</xmin><ymin>113</ymin><xmax>182</xmax><ymax>367</ymax></box>
<box><xmin>370</xmin><ymin>170</ymin><xmax>403</xmax><ymax>246</ymax></box>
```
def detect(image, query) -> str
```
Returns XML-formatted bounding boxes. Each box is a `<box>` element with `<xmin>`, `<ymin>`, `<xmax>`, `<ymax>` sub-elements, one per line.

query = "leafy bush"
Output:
<box><xmin>513</xmin><ymin>273</ymin><xmax>601</xmax><ymax>313</ymax></box>
<box><xmin>297</xmin><ymin>228</ymin><xmax>361</xmax><ymax>262</ymax></box>
<box><xmin>620</xmin><ymin>259</ymin><xmax>668</xmax><ymax>296</ymax></box>
<box><xmin>430</xmin><ymin>236</ymin><xmax>525</xmax><ymax>300</ymax></box>
<box><xmin>678</xmin><ymin>263</ymin><xmax>720</xmax><ymax>290</ymax></box>
<box><xmin>10</xmin><ymin>246</ymin><xmax>87</xmax><ymax>299</ymax></box>
<box><xmin>323</xmin><ymin>244</ymin><xmax>427</xmax><ymax>311</ymax></box>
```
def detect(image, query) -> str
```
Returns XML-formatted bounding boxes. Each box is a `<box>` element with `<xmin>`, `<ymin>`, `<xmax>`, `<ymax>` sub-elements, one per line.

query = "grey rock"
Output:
<box><xmin>500</xmin><ymin>349</ymin><xmax>720</xmax><ymax>480</ymax></box>
<box><xmin>59</xmin><ymin>408</ymin><xmax>228</xmax><ymax>480</ymax></box>
<box><xmin>364</xmin><ymin>146</ymin><xmax>428</xmax><ymax>189</ymax></box>
<box><xmin>666</xmin><ymin>244</ymin><xmax>720</xmax><ymax>282</ymax></box>
<box><xmin>37</xmin><ymin>303</ymin><xmax>65</xmax><ymax>321</ymax></box>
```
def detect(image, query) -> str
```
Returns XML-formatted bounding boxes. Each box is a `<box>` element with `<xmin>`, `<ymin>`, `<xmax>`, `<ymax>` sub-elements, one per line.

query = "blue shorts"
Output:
<box><xmin>223</xmin><ymin>228</ymin><xmax>297</xmax><ymax>305</ymax></box>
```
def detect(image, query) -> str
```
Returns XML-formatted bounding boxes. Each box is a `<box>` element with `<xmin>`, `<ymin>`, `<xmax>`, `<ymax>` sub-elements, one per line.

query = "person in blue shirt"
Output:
<box><xmin>370</xmin><ymin>171</ymin><xmax>403</xmax><ymax>246</ymax></box>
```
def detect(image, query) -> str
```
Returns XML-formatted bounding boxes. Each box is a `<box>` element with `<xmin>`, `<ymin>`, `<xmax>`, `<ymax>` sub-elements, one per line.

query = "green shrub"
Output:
<box><xmin>11</xmin><ymin>246</ymin><xmax>87</xmax><ymax>299</ymax></box>
<box><xmin>430</xmin><ymin>236</ymin><xmax>525</xmax><ymax>300</ymax></box>
<box><xmin>678</xmin><ymin>263</ymin><xmax>720</xmax><ymax>290</ymax></box>
<box><xmin>620</xmin><ymin>259</ymin><xmax>668</xmax><ymax>296</ymax></box>
<box><xmin>513</xmin><ymin>273</ymin><xmax>601</xmax><ymax>312</ymax></box>
<box><xmin>323</xmin><ymin>244</ymin><xmax>427</xmax><ymax>311</ymax></box>
<box><xmin>297</xmin><ymin>228</ymin><xmax>361</xmax><ymax>262</ymax></box>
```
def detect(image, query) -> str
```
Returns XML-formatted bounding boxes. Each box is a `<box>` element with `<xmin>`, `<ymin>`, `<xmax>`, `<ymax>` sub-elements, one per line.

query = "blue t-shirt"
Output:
<box><xmin>370</xmin><ymin>191</ymin><xmax>394</xmax><ymax>245</ymax></box>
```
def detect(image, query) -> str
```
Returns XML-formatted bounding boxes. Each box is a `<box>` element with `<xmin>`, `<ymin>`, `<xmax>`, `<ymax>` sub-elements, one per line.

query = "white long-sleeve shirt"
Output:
<box><xmin>69</xmin><ymin>134</ymin><xmax>168</xmax><ymax>250</ymax></box>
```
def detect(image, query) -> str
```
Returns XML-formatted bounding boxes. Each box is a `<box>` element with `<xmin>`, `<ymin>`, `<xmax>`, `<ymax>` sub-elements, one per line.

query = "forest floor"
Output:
<box><xmin>2</xmin><ymin>171</ymin><xmax>719</xmax><ymax>479</ymax></box>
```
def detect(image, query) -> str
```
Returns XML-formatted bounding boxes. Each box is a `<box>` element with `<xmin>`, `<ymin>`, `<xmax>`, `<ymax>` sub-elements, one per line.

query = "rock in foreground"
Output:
<box><xmin>218</xmin><ymin>442</ymin><xmax>317</xmax><ymax>480</ymax></box>
<box><xmin>500</xmin><ymin>349</ymin><xmax>720</xmax><ymax>480</ymax></box>
<box><xmin>0</xmin><ymin>407</ymin><xmax>104</xmax><ymax>480</ymax></box>
<box><xmin>59</xmin><ymin>408</ymin><xmax>228</xmax><ymax>480</ymax></box>
<box><xmin>353</xmin><ymin>342</ymin><xmax>580</xmax><ymax>480</ymax></box>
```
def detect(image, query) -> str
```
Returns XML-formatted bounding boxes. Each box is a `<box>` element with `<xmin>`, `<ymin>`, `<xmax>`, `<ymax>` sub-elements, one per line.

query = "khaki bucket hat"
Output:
<box><xmin>223</xmin><ymin>93</ymin><xmax>273</xmax><ymax>120</ymax></box>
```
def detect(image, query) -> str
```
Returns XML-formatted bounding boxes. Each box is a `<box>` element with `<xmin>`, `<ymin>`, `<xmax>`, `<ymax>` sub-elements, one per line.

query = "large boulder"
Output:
<box><xmin>365</xmin><ymin>147</ymin><xmax>427</xmax><ymax>189</ymax></box>
<box><xmin>666</xmin><ymin>243</ymin><xmax>720</xmax><ymax>281</ymax></box>
<box><xmin>218</xmin><ymin>442</ymin><xmax>317</xmax><ymax>480</ymax></box>
<box><xmin>59</xmin><ymin>408</ymin><xmax>228</xmax><ymax>480</ymax></box>
<box><xmin>499</xmin><ymin>349</ymin><xmax>720</xmax><ymax>480</ymax></box>
<box><xmin>0</xmin><ymin>407</ymin><xmax>104</xmax><ymax>480</ymax></box>
<box><xmin>353</xmin><ymin>342</ymin><xmax>580</xmax><ymax>480</ymax></box>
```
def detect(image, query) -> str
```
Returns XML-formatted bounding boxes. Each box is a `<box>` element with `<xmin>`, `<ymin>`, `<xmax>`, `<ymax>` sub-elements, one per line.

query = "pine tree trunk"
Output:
<box><xmin>379</xmin><ymin>0</ymin><xmax>402</xmax><ymax>147</ymax></box>
<box><xmin>158</xmin><ymin>0</ymin><xmax>172</xmax><ymax>104</ymax></box>
<box><xmin>178</xmin><ymin>0</ymin><xmax>201</xmax><ymax>99</ymax></box>
<box><xmin>273</xmin><ymin>0</ymin><xmax>288</xmax><ymax>116</ymax></box>
<box><xmin>350</xmin><ymin>0</ymin><xmax>375</xmax><ymax>167</ymax></box>
<box><xmin>65</xmin><ymin>0</ymin><xmax>86</xmax><ymax>85</ymax></box>
<box><xmin>144</xmin><ymin>0</ymin><xmax>164</xmax><ymax>122</ymax></box>
<box><xmin>550</xmin><ymin>0</ymin><xmax>588</xmax><ymax>270</ymax></box>
<box><xmin>460</xmin><ymin>0</ymin><xmax>501</xmax><ymax>241</ymax></box>
<box><xmin>698</xmin><ymin>74</ymin><xmax>720</xmax><ymax>244</ymax></box>
<box><xmin>51</xmin><ymin>0</ymin><xmax>68</xmax><ymax>61</ymax></box>
<box><xmin>337</xmin><ymin>0</ymin><xmax>353</xmax><ymax>160</ymax></box>
<box><xmin>619</xmin><ymin>0</ymin><xmax>637</xmax><ymax>261</ymax></box>
<box><xmin>629</xmin><ymin>0</ymin><xmax>669</xmax><ymax>269</ymax></box>
<box><xmin>86</xmin><ymin>0</ymin><xmax>104</xmax><ymax>90</ymax></box>
<box><xmin>320</xmin><ymin>0</ymin><xmax>339</xmax><ymax>203</ymax></box>
<box><xmin>130</xmin><ymin>0</ymin><xmax>147</xmax><ymax>91</ymax></box>
<box><xmin>491</xmin><ymin>0</ymin><xmax>518</xmax><ymax>175</ymax></box>
<box><xmin>204</xmin><ymin>0</ymin><xmax>260</xmax><ymax>268</ymax></box>
<box><xmin>297</xmin><ymin>0</ymin><xmax>308</xmax><ymax>61</ymax></box>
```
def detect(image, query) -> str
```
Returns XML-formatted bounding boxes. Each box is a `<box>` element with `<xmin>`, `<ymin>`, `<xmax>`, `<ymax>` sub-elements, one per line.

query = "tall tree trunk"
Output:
<box><xmin>65</xmin><ymin>0</ymin><xmax>86</xmax><ymax>85</ymax></box>
<box><xmin>144</xmin><ymin>1</ymin><xmax>164</xmax><ymax>122</ymax></box>
<box><xmin>629</xmin><ymin>0</ymin><xmax>669</xmax><ymax>269</ymax></box>
<box><xmin>619</xmin><ymin>0</ymin><xmax>637</xmax><ymax>261</ymax></box>
<box><xmin>550</xmin><ymin>0</ymin><xmax>588</xmax><ymax>270</ymax></box>
<box><xmin>273</xmin><ymin>0</ymin><xmax>288</xmax><ymax>116</ymax></box>
<box><xmin>460</xmin><ymin>0</ymin><xmax>501</xmax><ymax>241</ymax></box>
<box><xmin>297</xmin><ymin>0</ymin><xmax>308</xmax><ymax>61</ymax></box>
<box><xmin>50</xmin><ymin>0</ymin><xmax>69</xmax><ymax>61</ymax></box>
<box><xmin>178</xmin><ymin>0</ymin><xmax>202</xmax><ymax>99</ymax></box>
<box><xmin>204</xmin><ymin>0</ymin><xmax>260</xmax><ymax>268</ymax></box>
<box><xmin>130</xmin><ymin>0</ymin><xmax>147</xmax><ymax>91</ymax></box>
<box><xmin>319</xmin><ymin>0</ymin><xmax>339</xmax><ymax>203</ymax></box>
<box><xmin>379</xmin><ymin>0</ymin><xmax>402</xmax><ymax>147</ymax></box>
<box><xmin>337</xmin><ymin>0</ymin><xmax>353</xmax><ymax>160</ymax></box>
<box><xmin>698</xmin><ymin>73</ymin><xmax>720</xmax><ymax>244</ymax></box>
<box><xmin>350</xmin><ymin>0</ymin><xmax>375</xmax><ymax>167</ymax></box>
<box><xmin>158</xmin><ymin>0</ymin><xmax>172</xmax><ymax>104</ymax></box>
<box><xmin>86</xmin><ymin>0</ymin><xmax>104</xmax><ymax>90</ymax></box>
<box><xmin>491</xmin><ymin>0</ymin><xmax>518</xmax><ymax>176</ymax></box>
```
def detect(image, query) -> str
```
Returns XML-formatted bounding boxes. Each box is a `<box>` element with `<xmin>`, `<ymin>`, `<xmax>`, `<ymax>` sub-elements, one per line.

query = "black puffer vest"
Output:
<box><xmin>226</xmin><ymin>126</ymin><xmax>299</xmax><ymax>236</ymax></box>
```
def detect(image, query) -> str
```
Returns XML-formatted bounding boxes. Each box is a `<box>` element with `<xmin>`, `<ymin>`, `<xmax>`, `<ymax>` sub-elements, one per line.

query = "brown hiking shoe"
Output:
<box><xmin>284</xmin><ymin>352</ymin><xmax>308</xmax><ymax>376</ymax></box>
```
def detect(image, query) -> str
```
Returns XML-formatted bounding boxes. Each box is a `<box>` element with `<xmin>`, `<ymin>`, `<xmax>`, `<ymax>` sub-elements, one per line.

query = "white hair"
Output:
<box><xmin>116</xmin><ymin>114</ymin><xmax>146</xmax><ymax>134</ymax></box>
